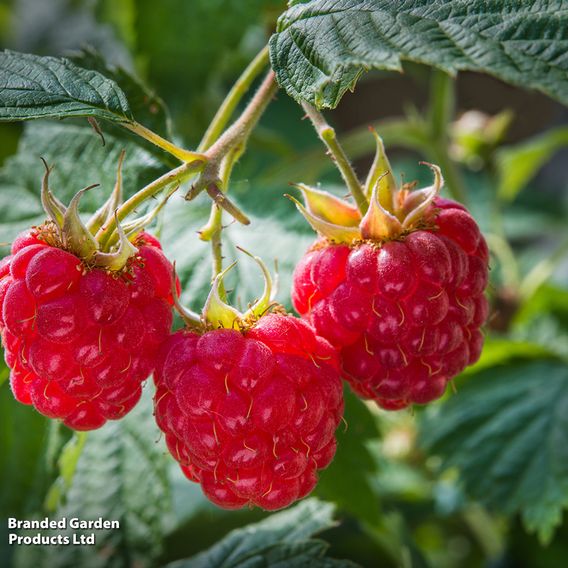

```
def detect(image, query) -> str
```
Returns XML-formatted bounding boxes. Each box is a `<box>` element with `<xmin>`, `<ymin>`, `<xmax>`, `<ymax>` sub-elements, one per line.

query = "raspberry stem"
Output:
<box><xmin>198</xmin><ymin>46</ymin><xmax>270</xmax><ymax>152</ymax></box>
<box><xmin>195</xmin><ymin>45</ymin><xmax>270</xmax><ymax>290</ymax></box>
<box><xmin>200</xmin><ymin>146</ymin><xmax>244</xmax><ymax>299</ymax></box>
<box><xmin>187</xmin><ymin>69</ymin><xmax>277</xmax><ymax>294</ymax></box>
<box><xmin>187</xmin><ymin>71</ymin><xmax>278</xmax><ymax>203</ymax></box>
<box><xmin>95</xmin><ymin>158</ymin><xmax>205</xmax><ymax>248</ymax></box>
<box><xmin>301</xmin><ymin>102</ymin><xmax>369</xmax><ymax>215</ymax></box>
<box><xmin>427</xmin><ymin>70</ymin><xmax>468</xmax><ymax>204</ymax></box>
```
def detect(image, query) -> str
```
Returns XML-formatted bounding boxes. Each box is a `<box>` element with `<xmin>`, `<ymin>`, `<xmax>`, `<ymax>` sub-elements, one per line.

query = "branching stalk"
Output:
<box><xmin>200</xmin><ymin>147</ymin><xmax>244</xmax><ymax>298</ymax></box>
<box><xmin>301</xmin><ymin>102</ymin><xmax>368</xmax><ymax>214</ymax></box>
<box><xmin>205</xmin><ymin>183</ymin><xmax>250</xmax><ymax>226</ymax></box>
<box><xmin>198</xmin><ymin>46</ymin><xmax>270</xmax><ymax>152</ymax></box>
<box><xmin>186</xmin><ymin>70</ymin><xmax>278</xmax><ymax>227</ymax></box>
<box><xmin>96</xmin><ymin>159</ymin><xmax>205</xmax><ymax>247</ymax></box>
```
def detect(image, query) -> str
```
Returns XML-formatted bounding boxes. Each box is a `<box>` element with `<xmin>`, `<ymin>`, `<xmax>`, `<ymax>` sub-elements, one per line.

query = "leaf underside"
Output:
<box><xmin>269</xmin><ymin>0</ymin><xmax>568</xmax><ymax>108</ymax></box>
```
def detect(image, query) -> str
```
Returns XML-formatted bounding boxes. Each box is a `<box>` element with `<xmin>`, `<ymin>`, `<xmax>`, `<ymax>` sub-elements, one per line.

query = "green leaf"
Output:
<box><xmin>69</xmin><ymin>48</ymin><xmax>172</xmax><ymax>138</ymax></box>
<box><xmin>316</xmin><ymin>390</ymin><xmax>382</xmax><ymax>526</ymax></box>
<box><xmin>168</xmin><ymin>499</ymin><xmax>356</xmax><ymax>568</ymax></box>
<box><xmin>269</xmin><ymin>0</ymin><xmax>568</xmax><ymax>109</ymax></box>
<box><xmin>420</xmin><ymin>358</ymin><xmax>568</xmax><ymax>544</ymax></box>
<box><xmin>0</xmin><ymin>121</ymin><xmax>166</xmax><ymax>248</ymax></box>
<box><xmin>497</xmin><ymin>126</ymin><xmax>568</xmax><ymax>202</ymax></box>
<box><xmin>14</xmin><ymin>390</ymin><xmax>173</xmax><ymax>568</ymax></box>
<box><xmin>0</xmin><ymin>50</ymin><xmax>133</xmax><ymax>122</ymax></box>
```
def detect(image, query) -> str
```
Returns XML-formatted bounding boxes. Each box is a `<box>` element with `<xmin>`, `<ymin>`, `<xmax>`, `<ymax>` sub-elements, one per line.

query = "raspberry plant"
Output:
<box><xmin>0</xmin><ymin>1</ymin><xmax>567</xmax><ymax>567</ymax></box>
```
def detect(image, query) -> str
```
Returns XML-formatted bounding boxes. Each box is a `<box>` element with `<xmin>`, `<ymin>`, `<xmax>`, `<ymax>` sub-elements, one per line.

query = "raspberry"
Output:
<box><xmin>292</xmin><ymin>197</ymin><xmax>489</xmax><ymax>409</ymax></box>
<box><xmin>153</xmin><ymin>313</ymin><xmax>343</xmax><ymax>511</ymax></box>
<box><xmin>0</xmin><ymin>230</ymin><xmax>175</xmax><ymax>430</ymax></box>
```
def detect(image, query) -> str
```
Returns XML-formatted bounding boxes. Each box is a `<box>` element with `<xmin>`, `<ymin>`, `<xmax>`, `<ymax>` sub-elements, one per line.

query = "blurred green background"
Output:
<box><xmin>1</xmin><ymin>1</ymin><xmax>567</xmax><ymax>567</ymax></box>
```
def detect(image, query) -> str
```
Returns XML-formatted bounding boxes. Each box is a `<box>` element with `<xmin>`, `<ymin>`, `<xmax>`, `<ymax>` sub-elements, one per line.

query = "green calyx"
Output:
<box><xmin>38</xmin><ymin>153</ymin><xmax>174</xmax><ymax>272</ymax></box>
<box><xmin>289</xmin><ymin>131</ymin><xmax>444</xmax><ymax>245</ymax></box>
<box><xmin>173</xmin><ymin>248</ymin><xmax>281</xmax><ymax>333</ymax></box>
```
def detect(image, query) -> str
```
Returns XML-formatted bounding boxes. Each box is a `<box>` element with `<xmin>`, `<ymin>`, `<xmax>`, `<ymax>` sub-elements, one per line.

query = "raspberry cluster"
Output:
<box><xmin>154</xmin><ymin>313</ymin><xmax>343</xmax><ymax>510</ymax></box>
<box><xmin>0</xmin><ymin>230</ymin><xmax>174</xmax><ymax>430</ymax></box>
<box><xmin>292</xmin><ymin>198</ymin><xmax>489</xmax><ymax>410</ymax></box>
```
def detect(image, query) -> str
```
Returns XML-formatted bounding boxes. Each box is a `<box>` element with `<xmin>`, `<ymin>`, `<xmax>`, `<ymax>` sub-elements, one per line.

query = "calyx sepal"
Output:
<box><xmin>286</xmin><ymin>191</ymin><xmax>361</xmax><ymax>243</ymax></box>
<box><xmin>91</xmin><ymin>213</ymin><xmax>138</xmax><ymax>271</ymax></box>
<box><xmin>174</xmin><ymin>248</ymin><xmax>281</xmax><ymax>333</ymax></box>
<box><xmin>291</xmin><ymin>133</ymin><xmax>446</xmax><ymax>244</ymax></box>
<box><xmin>62</xmin><ymin>185</ymin><xmax>100</xmax><ymax>259</ymax></box>
<box><xmin>36</xmin><ymin>153</ymin><xmax>176</xmax><ymax>272</ymax></box>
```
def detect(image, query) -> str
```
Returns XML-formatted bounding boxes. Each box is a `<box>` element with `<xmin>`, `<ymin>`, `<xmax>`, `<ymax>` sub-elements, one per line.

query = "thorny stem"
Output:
<box><xmin>201</xmin><ymin>147</ymin><xmax>244</xmax><ymax>299</ymax></box>
<box><xmin>301</xmin><ymin>102</ymin><xmax>368</xmax><ymax>215</ymax></box>
<box><xmin>96</xmin><ymin>53</ymin><xmax>271</xmax><ymax>243</ymax></box>
<box><xmin>124</xmin><ymin>121</ymin><xmax>205</xmax><ymax>163</ymax></box>
<box><xmin>187</xmin><ymin>71</ymin><xmax>278</xmax><ymax>202</ymax></box>
<box><xmin>195</xmin><ymin>48</ymin><xmax>271</xmax><ymax>291</ymax></box>
<box><xmin>192</xmin><ymin>65</ymin><xmax>277</xmax><ymax>294</ymax></box>
<box><xmin>96</xmin><ymin>159</ymin><xmax>205</xmax><ymax>247</ymax></box>
<box><xmin>198</xmin><ymin>46</ymin><xmax>270</xmax><ymax>152</ymax></box>
<box><xmin>109</xmin><ymin>52</ymin><xmax>269</xmax><ymax>235</ymax></box>
<box><xmin>427</xmin><ymin>70</ymin><xmax>468</xmax><ymax>204</ymax></box>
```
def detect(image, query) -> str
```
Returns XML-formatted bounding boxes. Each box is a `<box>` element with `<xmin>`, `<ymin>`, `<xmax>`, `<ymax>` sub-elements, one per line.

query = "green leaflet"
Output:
<box><xmin>420</xmin><ymin>357</ymin><xmax>568</xmax><ymax>544</ymax></box>
<box><xmin>0</xmin><ymin>51</ymin><xmax>132</xmax><ymax>122</ymax></box>
<box><xmin>270</xmin><ymin>0</ymin><xmax>568</xmax><ymax>108</ymax></box>
<box><xmin>167</xmin><ymin>499</ymin><xmax>358</xmax><ymax>568</ymax></box>
<box><xmin>68</xmin><ymin>49</ymin><xmax>172</xmax><ymax>139</ymax></box>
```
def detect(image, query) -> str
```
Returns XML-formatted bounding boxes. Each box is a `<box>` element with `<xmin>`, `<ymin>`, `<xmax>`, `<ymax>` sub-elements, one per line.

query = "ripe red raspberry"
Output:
<box><xmin>0</xmin><ymin>230</ymin><xmax>175</xmax><ymax>430</ymax></box>
<box><xmin>292</xmin><ymin>197</ymin><xmax>489</xmax><ymax>410</ymax></box>
<box><xmin>154</xmin><ymin>313</ymin><xmax>343</xmax><ymax>511</ymax></box>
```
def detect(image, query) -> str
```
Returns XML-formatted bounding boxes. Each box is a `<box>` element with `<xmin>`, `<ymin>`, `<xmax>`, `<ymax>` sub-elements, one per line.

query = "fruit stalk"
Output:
<box><xmin>186</xmin><ymin>70</ymin><xmax>278</xmax><ymax>202</ymax></box>
<box><xmin>196</xmin><ymin>48</ymin><xmax>273</xmax><ymax>291</ymax></box>
<box><xmin>427</xmin><ymin>70</ymin><xmax>467</xmax><ymax>204</ymax></box>
<box><xmin>301</xmin><ymin>102</ymin><xmax>368</xmax><ymax>214</ymax></box>
<box><xmin>96</xmin><ymin>158</ymin><xmax>205</xmax><ymax>247</ymax></box>
<box><xmin>198</xmin><ymin>45</ymin><xmax>270</xmax><ymax>152</ymax></box>
<box><xmin>200</xmin><ymin>146</ymin><xmax>244</xmax><ymax>298</ymax></box>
